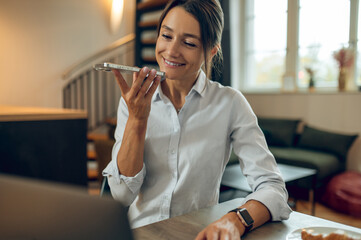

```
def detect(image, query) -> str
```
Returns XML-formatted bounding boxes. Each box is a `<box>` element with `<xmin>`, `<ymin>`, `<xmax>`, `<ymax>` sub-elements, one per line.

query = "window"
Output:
<box><xmin>357</xmin><ymin>0</ymin><xmax>361</xmax><ymax>86</ymax></box>
<box><xmin>244</xmin><ymin>0</ymin><xmax>287</xmax><ymax>90</ymax></box>
<box><xmin>298</xmin><ymin>0</ymin><xmax>350</xmax><ymax>88</ymax></box>
<box><xmin>232</xmin><ymin>0</ymin><xmax>360</xmax><ymax>91</ymax></box>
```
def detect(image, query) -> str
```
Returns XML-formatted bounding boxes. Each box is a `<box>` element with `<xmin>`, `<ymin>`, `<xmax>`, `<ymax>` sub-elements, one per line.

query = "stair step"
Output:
<box><xmin>87</xmin><ymin>169</ymin><xmax>98</xmax><ymax>180</ymax></box>
<box><xmin>137</xmin><ymin>0</ymin><xmax>168</xmax><ymax>12</ymax></box>
<box><xmin>87</xmin><ymin>132</ymin><xmax>109</xmax><ymax>141</ymax></box>
<box><xmin>87</xmin><ymin>161</ymin><xmax>98</xmax><ymax>180</ymax></box>
<box><xmin>87</xmin><ymin>150</ymin><xmax>96</xmax><ymax>160</ymax></box>
<box><xmin>88</xmin><ymin>181</ymin><xmax>101</xmax><ymax>196</ymax></box>
<box><xmin>141</xmin><ymin>39</ymin><xmax>157</xmax><ymax>46</ymax></box>
<box><xmin>138</xmin><ymin>20</ymin><xmax>159</xmax><ymax>28</ymax></box>
<box><xmin>105</xmin><ymin>117</ymin><xmax>117</xmax><ymax>126</ymax></box>
<box><xmin>87</xmin><ymin>124</ymin><xmax>110</xmax><ymax>141</ymax></box>
<box><xmin>142</xmin><ymin>56</ymin><xmax>157</xmax><ymax>63</ymax></box>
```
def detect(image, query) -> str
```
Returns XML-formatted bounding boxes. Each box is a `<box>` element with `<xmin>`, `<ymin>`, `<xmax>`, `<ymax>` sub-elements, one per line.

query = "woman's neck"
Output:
<box><xmin>161</xmin><ymin>74</ymin><xmax>199</xmax><ymax>110</ymax></box>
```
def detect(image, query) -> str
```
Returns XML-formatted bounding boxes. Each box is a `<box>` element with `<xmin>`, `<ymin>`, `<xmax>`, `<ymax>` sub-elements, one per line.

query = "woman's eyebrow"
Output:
<box><xmin>161</xmin><ymin>25</ymin><xmax>201</xmax><ymax>40</ymax></box>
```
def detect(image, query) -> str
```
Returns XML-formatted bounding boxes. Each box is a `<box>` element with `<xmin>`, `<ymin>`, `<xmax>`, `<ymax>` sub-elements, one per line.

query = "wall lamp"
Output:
<box><xmin>110</xmin><ymin>0</ymin><xmax>124</xmax><ymax>34</ymax></box>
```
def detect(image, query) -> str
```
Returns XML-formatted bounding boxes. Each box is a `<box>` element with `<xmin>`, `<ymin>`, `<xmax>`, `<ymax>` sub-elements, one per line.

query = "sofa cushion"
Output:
<box><xmin>269</xmin><ymin>147</ymin><xmax>342</xmax><ymax>181</ymax></box>
<box><xmin>297</xmin><ymin>125</ymin><xmax>358</xmax><ymax>162</ymax></box>
<box><xmin>258</xmin><ymin>118</ymin><xmax>301</xmax><ymax>147</ymax></box>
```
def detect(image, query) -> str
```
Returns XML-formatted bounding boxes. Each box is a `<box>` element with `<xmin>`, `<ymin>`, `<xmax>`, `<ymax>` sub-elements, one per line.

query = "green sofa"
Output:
<box><xmin>228</xmin><ymin>117</ymin><xmax>358</xmax><ymax>189</ymax></box>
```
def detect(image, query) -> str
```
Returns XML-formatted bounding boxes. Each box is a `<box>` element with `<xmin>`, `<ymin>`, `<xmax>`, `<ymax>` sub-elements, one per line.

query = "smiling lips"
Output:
<box><xmin>163</xmin><ymin>58</ymin><xmax>185</xmax><ymax>67</ymax></box>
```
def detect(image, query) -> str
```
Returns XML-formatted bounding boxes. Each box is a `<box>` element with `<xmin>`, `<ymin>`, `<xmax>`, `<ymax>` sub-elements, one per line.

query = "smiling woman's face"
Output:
<box><xmin>155</xmin><ymin>6</ymin><xmax>204</xmax><ymax>82</ymax></box>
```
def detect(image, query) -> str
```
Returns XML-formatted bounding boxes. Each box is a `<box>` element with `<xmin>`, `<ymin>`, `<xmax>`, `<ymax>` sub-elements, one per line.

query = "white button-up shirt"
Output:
<box><xmin>103</xmin><ymin>70</ymin><xmax>292</xmax><ymax>228</ymax></box>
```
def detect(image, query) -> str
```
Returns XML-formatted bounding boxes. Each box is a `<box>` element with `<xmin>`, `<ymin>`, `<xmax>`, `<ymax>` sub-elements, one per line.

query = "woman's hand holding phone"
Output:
<box><xmin>112</xmin><ymin>67</ymin><xmax>161</xmax><ymax>121</ymax></box>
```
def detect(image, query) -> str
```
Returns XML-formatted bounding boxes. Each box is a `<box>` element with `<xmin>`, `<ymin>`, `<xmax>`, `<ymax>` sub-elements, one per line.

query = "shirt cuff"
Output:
<box><xmin>243</xmin><ymin>187</ymin><xmax>292</xmax><ymax>221</ymax></box>
<box><xmin>102</xmin><ymin>159</ymin><xmax>146</xmax><ymax>194</ymax></box>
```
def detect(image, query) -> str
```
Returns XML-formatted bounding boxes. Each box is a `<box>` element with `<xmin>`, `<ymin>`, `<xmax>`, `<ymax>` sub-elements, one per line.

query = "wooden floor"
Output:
<box><xmin>88</xmin><ymin>182</ymin><xmax>361</xmax><ymax>229</ymax></box>
<box><xmin>295</xmin><ymin>199</ymin><xmax>361</xmax><ymax>229</ymax></box>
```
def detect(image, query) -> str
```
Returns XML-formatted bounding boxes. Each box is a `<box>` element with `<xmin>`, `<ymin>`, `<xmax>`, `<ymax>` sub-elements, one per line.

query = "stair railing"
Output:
<box><xmin>62</xmin><ymin>33</ymin><xmax>135</xmax><ymax>130</ymax></box>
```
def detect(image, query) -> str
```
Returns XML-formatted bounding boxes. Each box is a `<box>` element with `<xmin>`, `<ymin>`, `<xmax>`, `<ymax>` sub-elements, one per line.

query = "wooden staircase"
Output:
<box><xmin>87</xmin><ymin>125</ymin><xmax>109</xmax><ymax>180</ymax></box>
<box><xmin>135</xmin><ymin>0</ymin><xmax>169</xmax><ymax>67</ymax></box>
<box><xmin>86</xmin><ymin>119</ymin><xmax>116</xmax><ymax>182</ymax></box>
<box><xmin>63</xmin><ymin>1</ymin><xmax>172</xmax><ymax>189</ymax></box>
<box><xmin>87</xmin><ymin>0</ymin><xmax>169</xmax><ymax>184</ymax></box>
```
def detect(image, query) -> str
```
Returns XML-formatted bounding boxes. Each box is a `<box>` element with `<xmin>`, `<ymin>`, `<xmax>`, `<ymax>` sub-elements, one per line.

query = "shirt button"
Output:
<box><xmin>171</xmin><ymin>149</ymin><xmax>176</xmax><ymax>154</ymax></box>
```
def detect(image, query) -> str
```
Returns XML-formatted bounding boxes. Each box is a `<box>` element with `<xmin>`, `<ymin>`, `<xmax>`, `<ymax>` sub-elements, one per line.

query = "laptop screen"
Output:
<box><xmin>0</xmin><ymin>174</ymin><xmax>133</xmax><ymax>240</ymax></box>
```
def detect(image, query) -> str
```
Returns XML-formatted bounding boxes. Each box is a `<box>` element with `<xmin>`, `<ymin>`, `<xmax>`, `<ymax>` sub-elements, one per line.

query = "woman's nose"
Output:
<box><xmin>166</xmin><ymin>40</ymin><xmax>180</xmax><ymax>57</ymax></box>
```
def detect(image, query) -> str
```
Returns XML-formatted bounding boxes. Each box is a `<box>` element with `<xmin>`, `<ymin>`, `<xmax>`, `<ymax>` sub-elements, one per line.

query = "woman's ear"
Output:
<box><xmin>209</xmin><ymin>44</ymin><xmax>220</xmax><ymax>61</ymax></box>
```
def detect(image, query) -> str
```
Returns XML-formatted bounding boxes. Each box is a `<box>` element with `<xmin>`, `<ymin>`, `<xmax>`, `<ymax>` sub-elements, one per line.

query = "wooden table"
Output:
<box><xmin>133</xmin><ymin>198</ymin><xmax>361</xmax><ymax>240</ymax></box>
<box><xmin>0</xmin><ymin>105</ymin><xmax>87</xmax><ymax>121</ymax></box>
<box><xmin>221</xmin><ymin>163</ymin><xmax>317</xmax><ymax>215</ymax></box>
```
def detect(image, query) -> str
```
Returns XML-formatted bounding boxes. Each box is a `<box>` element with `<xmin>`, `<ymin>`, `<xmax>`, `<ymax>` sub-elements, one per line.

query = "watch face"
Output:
<box><xmin>238</xmin><ymin>209</ymin><xmax>254</xmax><ymax>225</ymax></box>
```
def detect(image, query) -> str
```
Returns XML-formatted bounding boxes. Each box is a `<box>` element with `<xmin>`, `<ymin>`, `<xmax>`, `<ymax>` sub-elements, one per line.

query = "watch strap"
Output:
<box><xmin>228</xmin><ymin>208</ymin><xmax>254</xmax><ymax>233</ymax></box>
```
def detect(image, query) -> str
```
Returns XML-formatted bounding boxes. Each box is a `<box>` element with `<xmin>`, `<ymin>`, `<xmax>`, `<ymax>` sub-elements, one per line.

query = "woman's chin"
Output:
<box><xmin>164</xmin><ymin>75</ymin><xmax>176</xmax><ymax>81</ymax></box>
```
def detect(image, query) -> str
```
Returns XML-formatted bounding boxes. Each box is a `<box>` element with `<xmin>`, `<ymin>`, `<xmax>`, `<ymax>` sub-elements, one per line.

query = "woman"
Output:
<box><xmin>103</xmin><ymin>0</ymin><xmax>292</xmax><ymax>239</ymax></box>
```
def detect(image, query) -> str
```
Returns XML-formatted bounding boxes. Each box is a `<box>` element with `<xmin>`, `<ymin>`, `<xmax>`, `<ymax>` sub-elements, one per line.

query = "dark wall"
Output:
<box><xmin>0</xmin><ymin>119</ymin><xmax>88</xmax><ymax>186</ymax></box>
<box><xmin>212</xmin><ymin>0</ymin><xmax>231</xmax><ymax>86</ymax></box>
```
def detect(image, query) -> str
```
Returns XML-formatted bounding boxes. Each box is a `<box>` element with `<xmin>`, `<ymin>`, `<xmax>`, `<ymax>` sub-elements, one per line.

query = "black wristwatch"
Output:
<box><xmin>228</xmin><ymin>208</ymin><xmax>254</xmax><ymax>233</ymax></box>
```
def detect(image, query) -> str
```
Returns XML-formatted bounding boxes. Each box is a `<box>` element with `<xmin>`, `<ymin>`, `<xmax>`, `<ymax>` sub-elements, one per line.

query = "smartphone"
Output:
<box><xmin>94</xmin><ymin>62</ymin><xmax>165</xmax><ymax>78</ymax></box>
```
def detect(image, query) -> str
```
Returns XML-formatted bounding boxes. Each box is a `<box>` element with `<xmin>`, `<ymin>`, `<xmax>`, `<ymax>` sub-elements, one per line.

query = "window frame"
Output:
<box><xmin>231</xmin><ymin>0</ymin><xmax>360</xmax><ymax>92</ymax></box>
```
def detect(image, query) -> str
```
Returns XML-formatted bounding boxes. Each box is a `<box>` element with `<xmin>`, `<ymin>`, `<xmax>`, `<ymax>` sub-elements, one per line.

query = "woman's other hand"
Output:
<box><xmin>112</xmin><ymin>67</ymin><xmax>161</xmax><ymax>121</ymax></box>
<box><xmin>195</xmin><ymin>213</ymin><xmax>244</xmax><ymax>240</ymax></box>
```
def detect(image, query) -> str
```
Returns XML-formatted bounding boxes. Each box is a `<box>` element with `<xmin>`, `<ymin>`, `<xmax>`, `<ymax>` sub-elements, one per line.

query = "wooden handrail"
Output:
<box><xmin>62</xmin><ymin>33</ymin><xmax>135</xmax><ymax>80</ymax></box>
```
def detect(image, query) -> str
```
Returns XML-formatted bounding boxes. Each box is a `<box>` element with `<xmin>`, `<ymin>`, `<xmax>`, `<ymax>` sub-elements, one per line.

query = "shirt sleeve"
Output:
<box><xmin>103</xmin><ymin>160</ymin><xmax>146</xmax><ymax>206</ymax></box>
<box><xmin>229</xmin><ymin>91</ymin><xmax>292</xmax><ymax>221</ymax></box>
<box><xmin>102</xmin><ymin>97</ymin><xmax>146</xmax><ymax>206</ymax></box>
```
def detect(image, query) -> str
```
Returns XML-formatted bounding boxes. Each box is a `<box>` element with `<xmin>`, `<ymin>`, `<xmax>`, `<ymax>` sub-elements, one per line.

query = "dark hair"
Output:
<box><xmin>157</xmin><ymin>0</ymin><xmax>224</xmax><ymax>79</ymax></box>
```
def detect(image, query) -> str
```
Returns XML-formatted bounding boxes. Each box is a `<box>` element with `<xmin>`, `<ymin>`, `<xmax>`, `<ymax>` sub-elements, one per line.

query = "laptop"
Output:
<box><xmin>0</xmin><ymin>174</ymin><xmax>134</xmax><ymax>240</ymax></box>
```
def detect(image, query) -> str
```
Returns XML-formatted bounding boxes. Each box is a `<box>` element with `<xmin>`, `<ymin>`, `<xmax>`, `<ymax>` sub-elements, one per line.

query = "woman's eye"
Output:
<box><xmin>185</xmin><ymin>42</ymin><xmax>196</xmax><ymax>47</ymax></box>
<box><xmin>162</xmin><ymin>34</ymin><xmax>171</xmax><ymax>39</ymax></box>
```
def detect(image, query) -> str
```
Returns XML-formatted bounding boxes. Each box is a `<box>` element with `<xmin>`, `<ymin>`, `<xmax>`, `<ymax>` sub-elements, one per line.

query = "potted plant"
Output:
<box><xmin>332</xmin><ymin>47</ymin><xmax>354</xmax><ymax>91</ymax></box>
<box><xmin>305</xmin><ymin>66</ymin><xmax>315</xmax><ymax>92</ymax></box>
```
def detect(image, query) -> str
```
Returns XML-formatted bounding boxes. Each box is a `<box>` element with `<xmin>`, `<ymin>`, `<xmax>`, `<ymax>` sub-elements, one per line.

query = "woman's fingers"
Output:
<box><xmin>112</xmin><ymin>66</ymin><xmax>160</xmax><ymax>121</ymax></box>
<box><xmin>138</xmin><ymin>69</ymin><xmax>157</xmax><ymax>96</ymax></box>
<box><xmin>194</xmin><ymin>229</ymin><xmax>206</xmax><ymax>240</ymax></box>
<box><xmin>130</xmin><ymin>67</ymin><xmax>160</xmax><ymax>98</ymax></box>
<box><xmin>113</xmin><ymin>67</ymin><xmax>160</xmax><ymax>100</ymax></box>
<box><xmin>129</xmin><ymin>67</ymin><xmax>150</xmax><ymax>97</ymax></box>
<box><xmin>145</xmin><ymin>75</ymin><xmax>161</xmax><ymax>100</ymax></box>
<box><xmin>112</xmin><ymin>69</ymin><xmax>130</xmax><ymax>95</ymax></box>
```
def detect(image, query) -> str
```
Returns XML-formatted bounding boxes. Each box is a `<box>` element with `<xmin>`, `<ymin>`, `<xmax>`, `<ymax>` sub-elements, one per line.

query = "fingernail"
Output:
<box><xmin>143</xmin><ymin>67</ymin><xmax>149</xmax><ymax>73</ymax></box>
<box><xmin>151</xmin><ymin>69</ymin><xmax>157</xmax><ymax>75</ymax></box>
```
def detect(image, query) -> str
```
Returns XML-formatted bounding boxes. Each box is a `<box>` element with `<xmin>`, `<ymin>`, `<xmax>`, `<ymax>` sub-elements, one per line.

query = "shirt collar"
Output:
<box><xmin>192</xmin><ymin>70</ymin><xmax>207</xmax><ymax>97</ymax></box>
<box><xmin>152</xmin><ymin>70</ymin><xmax>207</xmax><ymax>102</ymax></box>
